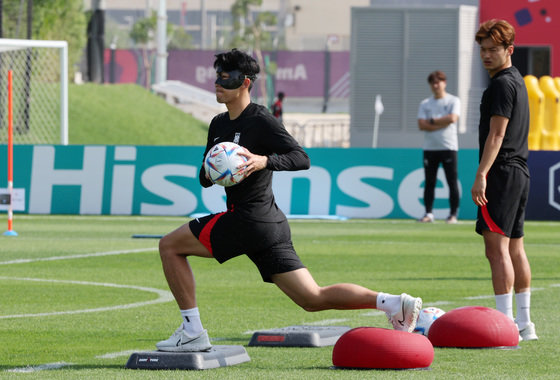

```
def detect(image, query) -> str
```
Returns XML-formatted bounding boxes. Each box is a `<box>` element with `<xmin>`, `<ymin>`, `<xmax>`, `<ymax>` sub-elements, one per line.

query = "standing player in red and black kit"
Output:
<box><xmin>155</xmin><ymin>49</ymin><xmax>422</xmax><ymax>352</ymax></box>
<box><xmin>473</xmin><ymin>20</ymin><xmax>537</xmax><ymax>341</ymax></box>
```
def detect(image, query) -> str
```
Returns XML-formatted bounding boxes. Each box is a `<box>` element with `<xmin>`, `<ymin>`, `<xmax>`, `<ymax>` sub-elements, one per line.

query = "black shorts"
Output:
<box><xmin>476</xmin><ymin>164</ymin><xmax>529</xmax><ymax>238</ymax></box>
<box><xmin>189</xmin><ymin>212</ymin><xmax>306</xmax><ymax>283</ymax></box>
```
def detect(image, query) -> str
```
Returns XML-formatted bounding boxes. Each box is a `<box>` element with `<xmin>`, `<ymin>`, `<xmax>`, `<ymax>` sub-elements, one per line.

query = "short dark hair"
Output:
<box><xmin>427</xmin><ymin>70</ymin><xmax>446</xmax><ymax>84</ymax></box>
<box><xmin>278</xmin><ymin>92</ymin><xmax>285</xmax><ymax>100</ymax></box>
<box><xmin>213</xmin><ymin>48</ymin><xmax>260</xmax><ymax>90</ymax></box>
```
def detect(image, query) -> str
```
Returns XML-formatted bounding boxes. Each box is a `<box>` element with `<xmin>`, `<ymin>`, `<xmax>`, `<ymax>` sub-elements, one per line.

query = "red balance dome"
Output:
<box><xmin>428</xmin><ymin>306</ymin><xmax>519</xmax><ymax>348</ymax></box>
<box><xmin>332</xmin><ymin>327</ymin><xmax>434</xmax><ymax>369</ymax></box>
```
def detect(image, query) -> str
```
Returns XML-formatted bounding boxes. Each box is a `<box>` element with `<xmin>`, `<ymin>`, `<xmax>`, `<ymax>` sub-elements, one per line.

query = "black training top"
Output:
<box><xmin>478</xmin><ymin>66</ymin><xmax>530</xmax><ymax>173</ymax></box>
<box><xmin>199</xmin><ymin>102</ymin><xmax>310</xmax><ymax>222</ymax></box>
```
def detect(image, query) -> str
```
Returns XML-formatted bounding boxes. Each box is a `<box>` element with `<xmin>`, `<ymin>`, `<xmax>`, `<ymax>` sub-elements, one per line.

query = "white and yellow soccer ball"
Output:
<box><xmin>413</xmin><ymin>307</ymin><xmax>446</xmax><ymax>336</ymax></box>
<box><xmin>204</xmin><ymin>142</ymin><xmax>248</xmax><ymax>187</ymax></box>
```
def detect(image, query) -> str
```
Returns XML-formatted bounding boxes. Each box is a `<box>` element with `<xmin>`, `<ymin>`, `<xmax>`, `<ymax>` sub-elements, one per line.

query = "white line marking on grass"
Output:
<box><xmin>0</xmin><ymin>248</ymin><xmax>154</xmax><ymax>266</ymax></box>
<box><xmin>465</xmin><ymin>287</ymin><xmax>545</xmax><ymax>301</ymax></box>
<box><xmin>0</xmin><ymin>277</ymin><xmax>174</xmax><ymax>319</ymax></box>
<box><xmin>464</xmin><ymin>294</ymin><xmax>494</xmax><ymax>300</ymax></box>
<box><xmin>530</xmin><ymin>287</ymin><xmax>546</xmax><ymax>292</ymax></box>
<box><xmin>6</xmin><ymin>362</ymin><xmax>72</xmax><ymax>373</ymax></box>
<box><xmin>96</xmin><ymin>350</ymin><xmax>139</xmax><ymax>359</ymax></box>
<box><xmin>423</xmin><ymin>300</ymin><xmax>453</xmax><ymax>307</ymax></box>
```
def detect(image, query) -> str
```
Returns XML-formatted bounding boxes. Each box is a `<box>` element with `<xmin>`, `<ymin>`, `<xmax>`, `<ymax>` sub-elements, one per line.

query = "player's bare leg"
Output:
<box><xmin>156</xmin><ymin>224</ymin><xmax>214</xmax><ymax>352</ymax></box>
<box><xmin>159</xmin><ymin>223</ymin><xmax>213</xmax><ymax>309</ymax></box>
<box><xmin>272</xmin><ymin>268</ymin><xmax>377</xmax><ymax>311</ymax></box>
<box><xmin>509</xmin><ymin>237</ymin><xmax>531</xmax><ymax>293</ymax></box>
<box><xmin>483</xmin><ymin>230</ymin><xmax>515</xmax><ymax>295</ymax></box>
<box><xmin>272</xmin><ymin>268</ymin><xmax>421</xmax><ymax>332</ymax></box>
<box><xmin>508</xmin><ymin>236</ymin><xmax>537</xmax><ymax>340</ymax></box>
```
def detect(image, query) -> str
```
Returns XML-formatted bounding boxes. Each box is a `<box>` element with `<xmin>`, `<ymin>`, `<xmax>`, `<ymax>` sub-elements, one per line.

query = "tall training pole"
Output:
<box><xmin>4</xmin><ymin>70</ymin><xmax>18</xmax><ymax>236</ymax></box>
<box><xmin>155</xmin><ymin>0</ymin><xmax>167</xmax><ymax>84</ymax></box>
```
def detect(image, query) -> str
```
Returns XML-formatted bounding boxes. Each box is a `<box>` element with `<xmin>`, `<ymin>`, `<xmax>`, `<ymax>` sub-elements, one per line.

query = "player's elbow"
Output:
<box><xmin>295</xmin><ymin>152</ymin><xmax>311</xmax><ymax>170</ymax></box>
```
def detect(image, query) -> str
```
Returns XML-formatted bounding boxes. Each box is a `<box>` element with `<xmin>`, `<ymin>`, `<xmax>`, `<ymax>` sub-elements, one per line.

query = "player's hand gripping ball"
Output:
<box><xmin>204</xmin><ymin>142</ymin><xmax>248</xmax><ymax>187</ymax></box>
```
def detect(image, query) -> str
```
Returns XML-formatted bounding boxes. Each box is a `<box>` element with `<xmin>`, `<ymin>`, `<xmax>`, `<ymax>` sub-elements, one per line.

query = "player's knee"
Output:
<box><xmin>158</xmin><ymin>235</ymin><xmax>173</xmax><ymax>260</ymax></box>
<box><xmin>296</xmin><ymin>293</ymin><xmax>325</xmax><ymax>312</ymax></box>
<box><xmin>485</xmin><ymin>249</ymin><xmax>507</xmax><ymax>264</ymax></box>
<box><xmin>300</xmin><ymin>301</ymin><xmax>322</xmax><ymax>312</ymax></box>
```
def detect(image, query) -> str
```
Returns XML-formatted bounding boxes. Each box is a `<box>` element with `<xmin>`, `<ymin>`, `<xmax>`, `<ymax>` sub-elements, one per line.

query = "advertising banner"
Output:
<box><xmin>104</xmin><ymin>49</ymin><xmax>350</xmax><ymax>99</ymax></box>
<box><xmin>0</xmin><ymin>145</ymin><xmax>558</xmax><ymax>220</ymax></box>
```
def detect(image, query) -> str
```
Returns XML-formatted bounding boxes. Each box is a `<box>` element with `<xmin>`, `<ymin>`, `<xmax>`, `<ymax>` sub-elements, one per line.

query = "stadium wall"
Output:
<box><xmin>1</xmin><ymin>146</ymin><xmax>558</xmax><ymax>221</ymax></box>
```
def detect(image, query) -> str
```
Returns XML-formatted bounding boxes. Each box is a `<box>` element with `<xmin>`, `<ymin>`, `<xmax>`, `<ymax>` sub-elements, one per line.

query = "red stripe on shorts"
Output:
<box><xmin>481</xmin><ymin>205</ymin><xmax>505</xmax><ymax>235</ymax></box>
<box><xmin>199</xmin><ymin>212</ymin><xmax>226</xmax><ymax>255</ymax></box>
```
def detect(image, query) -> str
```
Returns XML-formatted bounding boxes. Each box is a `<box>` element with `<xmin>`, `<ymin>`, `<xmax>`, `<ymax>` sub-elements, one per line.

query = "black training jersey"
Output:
<box><xmin>479</xmin><ymin>66</ymin><xmax>530</xmax><ymax>173</ymax></box>
<box><xmin>199</xmin><ymin>103</ymin><xmax>310</xmax><ymax>222</ymax></box>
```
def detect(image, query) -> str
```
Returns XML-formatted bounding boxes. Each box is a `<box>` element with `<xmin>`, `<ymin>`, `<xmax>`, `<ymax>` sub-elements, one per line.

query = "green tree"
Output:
<box><xmin>129</xmin><ymin>12</ymin><xmax>156</xmax><ymax>88</ymax></box>
<box><xmin>230</xmin><ymin>0</ymin><xmax>277</xmax><ymax>105</ymax></box>
<box><xmin>168</xmin><ymin>26</ymin><xmax>194</xmax><ymax>50</ymax></box>
<box><xmin>129</xmin><ymin>11</ymin><xmax>175</xmax><ymax>87</ymax></box>
<box><xmin>1</xmin><ymin>0</ymin><xmax>87</xmax><ymax>77</ymax></box>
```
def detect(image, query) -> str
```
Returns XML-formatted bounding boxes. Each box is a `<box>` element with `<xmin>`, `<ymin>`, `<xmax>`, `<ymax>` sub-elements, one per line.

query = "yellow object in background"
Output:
<box><xmin>524</xmin><ymin>75</ymin><xmax>544</xmax><ymax>150</ymax></box>
<box><xmin>538</xmin><ymin>76</ymin><xmax>560</xmax><ymax>150</ymax></box>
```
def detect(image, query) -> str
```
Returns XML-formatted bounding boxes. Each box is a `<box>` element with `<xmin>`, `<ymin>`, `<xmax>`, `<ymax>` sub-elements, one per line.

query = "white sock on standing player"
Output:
<box><xmin>495</xmin><ymin>293</ymin><xmax>514</xmax><ymax>320</ymax></box>
<box><xmin>515</xmin><ymin>291</ymin><xmax>531</xmax><ymax>329</ymax></box>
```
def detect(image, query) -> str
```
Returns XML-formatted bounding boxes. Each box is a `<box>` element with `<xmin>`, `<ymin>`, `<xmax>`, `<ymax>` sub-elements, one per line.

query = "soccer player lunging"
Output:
<box><xmin>155</xmin><ymin>49</ymin><xmax>422</xmax><ymax>352</ymax></box>
<box><xmin>473</xmin><ymin>19</ymin><xmax>537</xmax><ymax>341</ymax></box>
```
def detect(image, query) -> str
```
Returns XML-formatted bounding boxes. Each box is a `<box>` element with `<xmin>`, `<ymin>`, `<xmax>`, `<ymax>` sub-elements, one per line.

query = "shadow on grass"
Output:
<box><xmin>396</xmin><ymin>276</ymin><xmax>488</xmax><ymax>281</ymax></box>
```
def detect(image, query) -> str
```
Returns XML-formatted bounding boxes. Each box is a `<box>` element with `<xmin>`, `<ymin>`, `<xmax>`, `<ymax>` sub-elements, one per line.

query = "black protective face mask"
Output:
<box><xmin>215</xmin><ymin>69</ymin><xmax>246</xmax><ymax>90</ymax></box>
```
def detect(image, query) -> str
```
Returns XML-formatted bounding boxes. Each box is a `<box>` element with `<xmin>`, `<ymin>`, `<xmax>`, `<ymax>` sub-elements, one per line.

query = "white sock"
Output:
<box><xmin>515</xmin><ymin>291</ymin><xmax>531</xmax><ymax>329</ymax></box>
<box><xmin>180</xmin><ymin>307</ymin><xmax>204</xmax><ymax>336</ymax></box>
<box><xmin>495</xmin><ymin>293</ymin><xmax>513</xmax><ymax>320</ymax></box>
<box><xmin>376</xmin><ymin>292</ymin><xmax>401</xmax><ymax>313</ymax></box>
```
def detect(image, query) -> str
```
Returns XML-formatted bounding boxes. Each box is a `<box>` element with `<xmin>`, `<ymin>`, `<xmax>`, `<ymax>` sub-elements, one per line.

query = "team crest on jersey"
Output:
<box><xmin>233</xmin><ymin>133</ymin><xmax>241</xmax><ymax>144</ymax></box>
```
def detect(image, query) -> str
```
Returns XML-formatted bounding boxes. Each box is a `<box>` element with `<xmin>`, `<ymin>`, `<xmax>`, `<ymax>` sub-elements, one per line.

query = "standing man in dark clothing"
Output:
<box><xmin>473</xmin><ymin>19</ymin><xmax>537</xmax><ymax>341</ymax></box>
<box><xmin>155</xmin><ymin>49</ymin><xmax>422</xmax><ymax>352</ymax></box>
<box><xmin>271</xmin><ymin>91</ymin><xmax>285</xmax><ymax>122</ymax></box>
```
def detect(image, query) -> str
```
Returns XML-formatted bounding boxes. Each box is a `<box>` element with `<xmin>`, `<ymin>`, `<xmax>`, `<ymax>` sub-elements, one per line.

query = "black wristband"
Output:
<box><xmin>429</xmin><ymin>118</ymin><xmax>435</xmax><ymax>125</ymax></box>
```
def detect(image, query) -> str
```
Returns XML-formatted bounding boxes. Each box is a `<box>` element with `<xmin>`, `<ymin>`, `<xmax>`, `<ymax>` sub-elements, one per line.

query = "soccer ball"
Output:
<box><xmin>204</xmin><ymin>142</ymin><xmax>248</xmax><ymax>187</ymax></box>
<box><xmin>413</xmin><ymin>307</ymin><xmax>446</xmax><ymax>336</ymax></box>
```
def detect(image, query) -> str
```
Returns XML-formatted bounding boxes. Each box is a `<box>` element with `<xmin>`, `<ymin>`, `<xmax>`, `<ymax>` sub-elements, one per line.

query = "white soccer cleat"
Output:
<box><xmin>387</xmin><ymin>293</ymin><xmax>423</xmax><ymax>332</ymax></box>
<box><xmin>156</xmin><ymin>327</ymin><xmax>212</xmax><ymax>352</ymax></box>
<box><xmin>518</xmin><ymin>322</ymin><xmax>538</xmax><ymax>341</ymax></box>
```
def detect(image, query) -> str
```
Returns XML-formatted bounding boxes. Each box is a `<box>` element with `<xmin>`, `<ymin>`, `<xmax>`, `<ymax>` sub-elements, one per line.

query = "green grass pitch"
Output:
<box><xmin>1</xmin><ymin>215</ymin><xmax>559</xmax><ymax>379</ymax></box>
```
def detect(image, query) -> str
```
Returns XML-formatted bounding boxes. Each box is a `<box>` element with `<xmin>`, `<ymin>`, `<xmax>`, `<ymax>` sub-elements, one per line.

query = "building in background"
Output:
<box><xmin>350</xmin><ymin>4</ymin><xmax>483</xmax><ymax>148</ymax></box>
<box><xmin>89</xmin><ymin>0</ymin><xmax>559</xmax><ymax>148</ymax></box>
<box><xmin>349</xmin><ymin>0</ymin><xmax>559</xmax><ymax>148</ymax></box>
<box><xmin>84</xmin><ymin>0</ymin><xmax>368</xmax><ymax>51</ymax></box>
